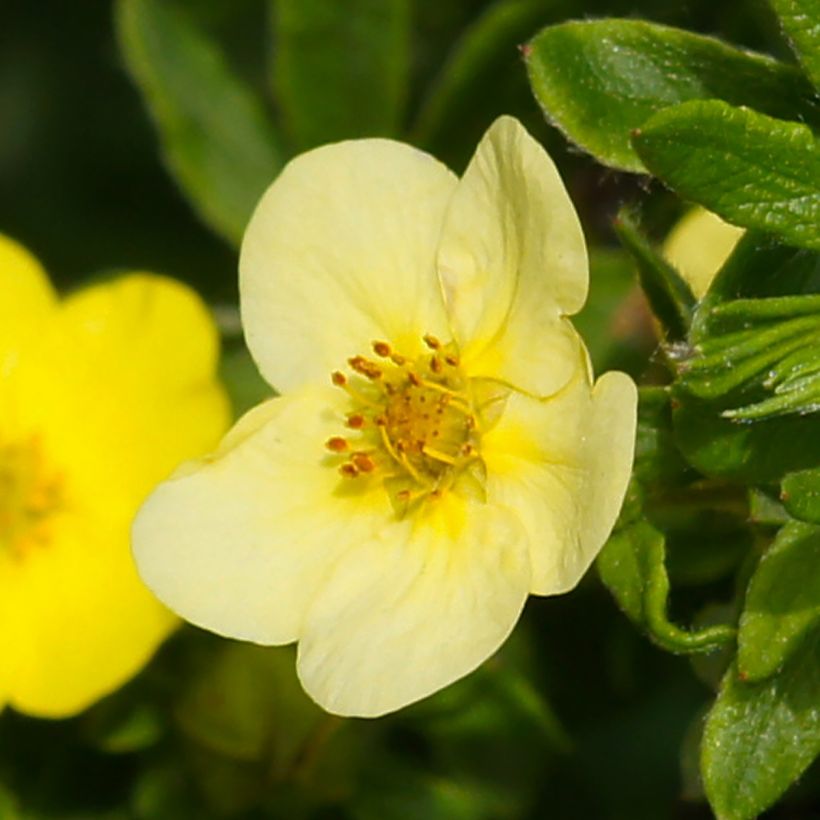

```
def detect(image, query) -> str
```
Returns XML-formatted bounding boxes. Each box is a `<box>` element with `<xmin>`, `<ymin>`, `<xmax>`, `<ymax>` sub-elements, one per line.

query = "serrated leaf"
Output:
<box><xmin>783</xmin><ymin>466</ymin><xmax>820</xmax><ymax>523</ymax></box>
<box><xmin>270</xmin><ymin>0</ymin><xmax>410</xmax><ymax>150</ymax></box>
<box><xmin>738</xmin><ymin>521</ymin><xmax>820</xmax><ymax>681</ymax></box>
<box><xmin>633</xmin><ymin>101</ymin><xmax>820</xmax><ymax>251</ymax></box>
<box><xmin>614</xmin><ymin>208</ymin><xmax>694</xmax><ymax>339</ymax></box>
<box><xmin>116</xmin><ymin>0</ymin><xmax>282</xmax><ymax>245</ymax></box>
<box><xmin>769</xmin><ymin>0</ymin><xmax>820</xmax><ymax>90</ymax></box>
<box><xmin>525</xmin><ymin>19</ymin><xmax>819</xmax><ymax>172</ymax></box>
<box><xmin>702</xmin><ymin>628</ymin><xmax>820</xmax><ymax>820</ymax></box>
<box><xmin>597</xmin><ymin>491</ymin><xmax>736</xmax><ymax>653</ymax></box>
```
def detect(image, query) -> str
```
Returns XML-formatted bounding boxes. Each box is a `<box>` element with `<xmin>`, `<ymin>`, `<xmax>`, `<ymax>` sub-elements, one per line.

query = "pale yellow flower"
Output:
<box><xmin>663</xmin><ymin>207</ymin><xmax>744</xmax><ymax>299</ymax></box>
<box><xmin>133</xmin><ymin>117</ymin><xmax>637</xmax><ymax>717</ymax></box>
<box><xmin>0</xmin><ymin>236</ymin><xmax>229</xmax><ymax>717</ymax></box>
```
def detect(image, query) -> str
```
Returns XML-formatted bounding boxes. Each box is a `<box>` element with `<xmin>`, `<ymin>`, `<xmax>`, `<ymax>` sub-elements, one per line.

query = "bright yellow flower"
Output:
<box><xmin>133</xmin><ymin>117</ymin><xmax>637</xmax><ymax>717</ymax></box>
<box><xmin>0</xmin><ymin>236</ymin><xmax>229</xmax><ymax>717</ymax></box>
<box><xmin>663</xmin><ymin>207</ymin><xmax>744</xmax><ymax>299</ymax></box>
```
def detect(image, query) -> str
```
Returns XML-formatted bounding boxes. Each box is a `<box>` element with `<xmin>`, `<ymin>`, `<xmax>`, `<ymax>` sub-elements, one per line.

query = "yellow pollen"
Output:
<box><xmin>328</xmin><ymin>336</ymin><xmax>486</xmax><ymax>515</ymax></box>
<box><xmin>0</xmin><ymin>435</ymin><xmax>64</xmax><ymax>560</ymax></box>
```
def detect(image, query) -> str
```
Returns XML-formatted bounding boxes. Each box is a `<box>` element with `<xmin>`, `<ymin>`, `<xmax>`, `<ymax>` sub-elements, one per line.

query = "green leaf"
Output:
<box><xmin>116</xmin><ymin>0</ymin><xmax>282</xmax><ymax>245</ymax></box>
<box><xmin>672</xmin><ymin>389</ymin><xmax>820</xmax><ymax>482</ymax></box>
<box><xmin>738</xmin><ymin>521</ymin><xmax>820</xmax><ymax>681</ymax></box>
<box><xmin>769</xmin><ymin>0</ymin><xmax>820</xmax><ymax>90</ymax></box>
<box><xmin>633</xmin><ymin>101</ymin><xmax>820</xmax><ymax>251</ymax></box>
<box><xmin>219</xmin><ymin>341</ymin><xmax>274</xmax><ymax>418</ymax></box>
<box><xmin>702</xmin><ymin>628</ymin><xmax>820</xmax><ymax>820</ymax></box>
<box><xmin>525</xmin><ymin>19</ymin><xmax>819</xmax><ymax>172</ymax></box>
<box><xmin>693</xmin><ymin>233</ymin><xmax>820</xmax><ymax>338</ymax></box>
<box><xmin>597</xmin><ymin>490</ymin><xmax>736</xmax><ymax>653</ymax></box>
<box><xmin>783</xmin><ymin>466</ymin><xmax>820</xmax><ymax>522</ymax></box>
<box><xmin>270</xmin><ymin>0</ymin><xmax>410</xmax><ymax>150</ymax></box>
<box><xmin>614</xmin><ymin>208</ymin><xmax>694</xmax><ymax>339</ymax></box>
<box><xmin>633</xmin><ymin>386</ymin><xmax>693</xmax><ymax>486</ymax></box>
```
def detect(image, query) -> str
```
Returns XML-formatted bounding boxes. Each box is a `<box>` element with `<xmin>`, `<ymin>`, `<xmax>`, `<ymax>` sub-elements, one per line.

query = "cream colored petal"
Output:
<box><xmin>0</xmin><ymin>235</ymin><xmax>56</xmax><ymax>376</ymax></box>
<box><xmin>0</xmin><ymin>513</ymin><xmax>175</xmax><ymax>718</ymax></box>
<box><xmin>132</xmin><ymin>384</ymin><xmax>390</xmax><ymax>646</ymax></box>
<box><xmin>240</xmin><ymin>140</ymin><xmax>458</xmax><ymax>392</ymax></box>
<box><xmin>437</xmin><ymin>116</ymin><xmax>588</xmax><ymax>397</ymax></box>
<box><xmin>296</xmin><ymin>494</ymin><xmax>530</xmax><ymax>717</ymax></box>
<box><xmin>483</xmin><ymin>365</ymin><xmax>636</xmax><ymax>595</ymax></box>
<box><xmin>663</xmin><ymin>207</ymin><xmax>744</xmax><ymax>299</ymax></box>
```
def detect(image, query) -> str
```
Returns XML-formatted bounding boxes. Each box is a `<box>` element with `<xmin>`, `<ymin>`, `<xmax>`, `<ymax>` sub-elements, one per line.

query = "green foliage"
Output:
<box><xmin>769</xmin><ymin>0</ymin><xmax>820</xmax><ymax>89</ymax></box>
<box><xmin>702</xmin><ymin>629</ymin><xmax>820</xmax><ymax>819</ymax></box>
<box><xmin>613</xmin><ymin>209</ymin><xmax>694</xmax><ymax>340</ymax></box>
<box><xmin>270</xmin><ymin>0</ymin><xmax>411</xmax><ymax>149</ymax></box>
<box><xmin>738</xmin><ymin>521</ymin><xmax>820</xmax><ymax>681</ymax></box>
<box><xmin>633</xmin><ymin>101</ymin><xmax>820</xmax><ymax>251</ymax></box>
<box><xmin>525</xmin><ymin>19</ymin><xmax>818</xmax><ymax>172</ymax></box>
<box><xmin>116</xmin><ymin>0</ymin><xmax>282</xmax><ymax>246</ymax></box>
<box><xmin>782</xmin><ymin>466</ymin><xmax>820</xmax><ymax>522</ymax></box>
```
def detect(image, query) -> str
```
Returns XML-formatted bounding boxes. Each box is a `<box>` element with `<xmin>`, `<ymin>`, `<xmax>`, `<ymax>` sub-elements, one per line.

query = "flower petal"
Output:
<box><xmin>0</xmin><ymin>235</ymin><xmax>56</xmax><ymax>375</ymax></box>
<box><xmin>483</xmin><ymin>365</ymin><xmax>637</xmax><ymax>595</ymax></box>
<box><xmin>132</xmin><ymin>384</ymin><xmax>390</xmax><ymax>646</ymax></box>
<box><xmin>296</xmin><ymin>494</ymin><xmax>530</xmax><ymax>717</ymax></box>
<box><xmin>0</xmin><ymin>514</ymin><xmax>175</xmax><ymax>717</ymax></box>
<box><xmin>240</xmin><ymin>140</ymin><xmax>458</xmax><ymax>392</ymax></box>
<box><xmin>7</xmin><ymin>274</ymin><xmax>229</xmax><ymax>513</ymax></box>
<box><xmin>437</xmin><ymin>116</ymin><xmax>588</xmax><ymax>397</ymax></box>
<box><xmin>663</xmin><ymin>207</ymin><xmax>744</xmax><ymax>299</ymax></box>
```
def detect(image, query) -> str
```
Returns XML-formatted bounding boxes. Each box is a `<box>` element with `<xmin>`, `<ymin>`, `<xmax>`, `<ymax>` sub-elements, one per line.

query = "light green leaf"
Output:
<box><xmin>116</xmin><ymin>0</ymin><xmax>282</xmax><ymax>245</ymax></box>
<box><xmin>597</xmin><ymin>489</ymin><xmax>736</xmax><ymax>654</ymax></box>
<box><xmin>782</xmin><ymin>466</ymin><xmax>820</xmax><ymax>522</ymax></box>
<box><xmin>769</xmin><ymin>0</ymin><xmax>820</xmax><ymax>90</ymax></box>
<box><xmin>525</xmin><ymin>19</ymin><xmax>818</xmax><ymax>172</ymax></box>
<box><xmin>702</xmin><ymin>628</ymin><xmax>820</xmax><ymax>820</ymax></box>
<box><xmin>270</xmin><ymin>0</ymin><xmax>410</xmax><ymax>150</ymax></box>
<box><xmin>738</xmin><ymin>522</ymin><xmax>820</xmax><ymax>681</ymax></box>
<box><xmin>633</xmin><ymin>101</ymin><xmax>820</xmax><ymax>251</ymax></box>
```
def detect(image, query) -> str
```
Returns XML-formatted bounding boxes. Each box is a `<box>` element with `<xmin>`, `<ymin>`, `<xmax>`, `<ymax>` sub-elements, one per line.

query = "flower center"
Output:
<box><xmin>327</xmin><ymin>335</ymin><xmax>499</xmax><ymax>515</ymax></box>
<box><xmin>0</xmin><ymin>435</ymin><xmax>64</xmax><ymax>560</ymax></box>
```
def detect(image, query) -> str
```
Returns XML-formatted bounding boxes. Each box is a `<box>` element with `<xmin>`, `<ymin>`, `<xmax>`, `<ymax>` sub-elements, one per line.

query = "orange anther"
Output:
<box><xmin>423</xmin><ymin>334</ymin><xmax>441</xmax><ymax>350</ymax></box>
<box><xmin>352</xmin><ymin>453</ymin><xmax>376</xmax><ymax>473</ymax></box>
<box><xmin>331</xmin><ymin>371</ymin><xmax>347</xmax><ymax>386</ymax></box>
<box><xmin>430</xmin><ymin>356</ymin><xmax>442</xmax><ymax>374</ymax></box>
<box><xmin>339</xmin><ymin>463</ymin><xmax>359</xmax><ymax>478</ymax></box>
<box><xmin>326</xmin><ymin>436</ymin><xmax>349</xmax><ymax>453</ymax></box>
<box><xmin>346</xmin><ymin>414</ymin><xmax>365</xmax><ymax>429</ymax></box>
<box><xmin>445</xmin><ymin>355</ymin><xmax>459</xmax><ymax>367</ymax></box>
<box><xmin>372</xmin><ymin>341</ymin><xmax>391</xmax><ymax>357</ymax></box>
<box><xmin>349</xmin><ymin>356</ymin><xmax>382</xmax><ymax>380</ymax></box>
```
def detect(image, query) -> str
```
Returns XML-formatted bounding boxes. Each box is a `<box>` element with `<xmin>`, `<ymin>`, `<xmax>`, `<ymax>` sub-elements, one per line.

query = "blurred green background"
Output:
<box><xmin>2</xmin><ymin>1</ymin><xmax>817</xmax><ymax>818</ymax></box>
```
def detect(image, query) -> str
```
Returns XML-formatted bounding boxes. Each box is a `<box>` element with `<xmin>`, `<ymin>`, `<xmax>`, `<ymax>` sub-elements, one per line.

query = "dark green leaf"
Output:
<box><xmin>525</xmin><ymin>19</ymin><xmax>819</xmax><ymax>172</ymax></box>
<box><xmin>597</xmin><ymin>491</ymin><xmax>736</xmax><ymax>653</ymax></box>
<box><xmin>702</xmin><ymin>628</ymin><xmax>820</xmax><ymax>820</ymax></box>
<box><xmin>270</xmin><ymin>0</ymin><xmax>410</xmax><ymax>149</ymax></box>
<box><xmin>176</xmin><ymin>642</ymin><xmax>322</xmax><ymax>769</ymax></box>
<box><xmin>412</xmin><ymin>0</ymin><xmax>571</xmax><ymax>148</ymax></box>
<box><xmin>693</xmin><ymin>234</ymin><xmax>820</xmax><ymax>339</ymax></box>
<box><xmin>633</xmin><ymin>386</ymin><xmax>693</xmax><ymax>486</ymax></box>
<box><xmin>783</xmin><ymin>466</ymin><xmax>820</xmax><ymax>522</ymax></box>
<box><xmin>633</xmin><ymin>101</ymin><xmax>820</xmax><ymax>251</ymax></box>
<box><xmin>614</xmin><ymin>208</ymin><xmax>694</xmax><ymax>339</ymax></box>
<box><xmin>672</xmin><ymin>389</ymin><xmax>820</xmax><ymax>482</ymax></box>
<box><xmin>738</xmin><ymin>521</ymin><xmax>820</xmax><ymax>681</ymax></box>
<box><xmin>116</xmin><ymin>0</ymin><xmax>281</xmax><ymax>245</ymax></box>
<box><xmin>769</xmin><ymin>0</ymin><xmax>820</xmax><ymax>90</ymax></box>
